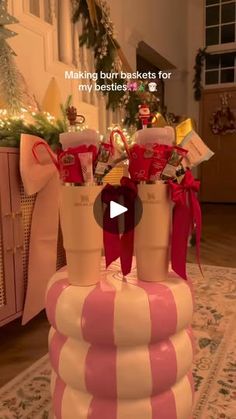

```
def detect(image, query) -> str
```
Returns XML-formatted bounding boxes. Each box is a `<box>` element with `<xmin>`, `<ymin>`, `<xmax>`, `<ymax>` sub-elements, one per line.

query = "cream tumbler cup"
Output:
<box><xmin>134</xmin><ymin>183</ymin><xmax>171</xmax><ymax>282</ymax></box>
<box><xmin>59</xmin><ymin>184</ymin><xmax>103</xmax><ymax>286</ymax></box>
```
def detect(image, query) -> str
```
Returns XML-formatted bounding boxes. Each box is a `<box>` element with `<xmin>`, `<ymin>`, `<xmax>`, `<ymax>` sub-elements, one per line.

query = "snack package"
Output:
<box><xmin>129</xmin><ymin>144</ymin><xmax>153</xmax><ymax>181</ymax></box>
<box><xmin>175</xmin><ymin>164</ymin><xmax>187</xmax><ymax>184</ymax></box>
<box><xmin>58</xmin><ymin>144</ymin><xmax>97</xmax><ymax>183</ymax></box>
<box><xmin>78</xmin><ymin>152</ymin><xmax>93</xmax><ymax>184</ymax></box>
<box><xmin>58</xmin><ymin>151</ymin><xmax>83</xmax><ymax>183</ymax></box>
<box><xmin>161</xmin><ymin>146</ymin><xmax>188</xmax><ymax>180</ymax></box>
<box><xmin>94</xmin><ymin>143</ymin><xmax>113</xmax><ymax>180</ymax></box>
<box><xmin>149</xmin><ymin>144</ymin><xmax>173</xmax><ymax>181</ymax></box>
<box><xmin>175</xmin><ymin>118</ymin><xmax>196</xmax><ymax>145</ymax></box>
<box><xmin>180</xmin><ymin>130</ymin><xmax>214</xmax><ymax>167</ymax></box>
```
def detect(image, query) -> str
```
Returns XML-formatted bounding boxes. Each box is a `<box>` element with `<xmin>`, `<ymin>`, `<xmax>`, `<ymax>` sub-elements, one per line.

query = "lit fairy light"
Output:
<box><xmin>0</xmin><ymin>108</ymin><xmax>58</xmax><ymax>125</ymax></box>
<box><xmin>106</xmin><ymin>123</ymin><xmax>134</xmax><ymax>154</ymax></box>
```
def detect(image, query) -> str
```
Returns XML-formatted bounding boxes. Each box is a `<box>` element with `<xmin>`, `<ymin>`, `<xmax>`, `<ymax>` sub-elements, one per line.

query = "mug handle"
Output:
<box><xmin>76</xmin><ymin>114</ymin><xmax>85</xmax><ymax>124</ymax></box>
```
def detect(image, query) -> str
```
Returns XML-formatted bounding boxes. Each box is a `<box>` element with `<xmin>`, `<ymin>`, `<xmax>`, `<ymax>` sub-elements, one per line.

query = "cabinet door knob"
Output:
<box><xmin>4</xmin><ymin>213</ymin><xmax>12</xmax><ymax>218</ymax></box>
<box><xmin>15</xmin><ymin>245</ymin><xmax>24</xmax><ymax>252</ymax></box>
<box><xmin>14</xmin><ymin>211</ymin><xmax>22</xmax><ymax>218</ymax></box>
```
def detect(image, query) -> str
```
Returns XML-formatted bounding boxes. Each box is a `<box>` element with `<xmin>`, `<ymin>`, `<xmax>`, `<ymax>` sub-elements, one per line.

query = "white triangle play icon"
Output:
<box><xmin>110</xmin><ymin>201</ymin><xmax>128</xmax><ymax>219</ymax></box>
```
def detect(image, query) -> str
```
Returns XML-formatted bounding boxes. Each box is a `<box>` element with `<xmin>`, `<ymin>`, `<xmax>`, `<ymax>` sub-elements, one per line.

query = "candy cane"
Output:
<box><xmin>32</xmin><ymin>141</ymin><xmax>60</xmax><ymax>171</ymax></box>
<box><xmin>110</xmin><ymin>129</ymin><xmax>130</xmax><ymax>157</ymax></box>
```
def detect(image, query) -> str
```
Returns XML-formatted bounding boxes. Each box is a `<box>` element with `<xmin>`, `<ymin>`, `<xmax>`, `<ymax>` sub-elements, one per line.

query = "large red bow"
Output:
<box><xmin>102</xmin><ymin>177</ymin><xmax>137</xmax><ymax>276</ymax></box>
<box><xmin>169</xmin><ymin>170</ymin><xmax>202</xmax><ymax>280</ymax></box>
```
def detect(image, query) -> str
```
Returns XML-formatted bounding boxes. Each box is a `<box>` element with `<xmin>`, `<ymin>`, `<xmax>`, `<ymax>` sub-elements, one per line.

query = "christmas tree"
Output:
<box><xmin>0</xmin><ymin>0</ymin><xmax>23</xmax><ymax>112</ymax></box>
<box><xmin>0</xmin><ymin>0</ymin><xmax>18</xmax><ymax>42</ymax></box>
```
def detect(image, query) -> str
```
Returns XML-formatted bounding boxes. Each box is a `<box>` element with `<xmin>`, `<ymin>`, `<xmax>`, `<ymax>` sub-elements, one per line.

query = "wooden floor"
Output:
<box><xmin>0</xmin><ymin>203</ymin><xmax>236</xmax><ymax>387</ymax></box>
<box><xmin>187</xmin><ymin>203</ymin><xmax>236</xmax><ymax>268</ymax></box>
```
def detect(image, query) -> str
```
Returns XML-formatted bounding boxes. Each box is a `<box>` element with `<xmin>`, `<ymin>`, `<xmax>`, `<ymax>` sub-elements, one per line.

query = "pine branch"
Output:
<box><xmin>0</xmin><ymin>40</ymin><xmax>23</xmax><ymax>113</ymax></box>
<box><xmin>0</xmin><ymin>96</ymin><xmax>74</xmax><ymax>148</ymax></box>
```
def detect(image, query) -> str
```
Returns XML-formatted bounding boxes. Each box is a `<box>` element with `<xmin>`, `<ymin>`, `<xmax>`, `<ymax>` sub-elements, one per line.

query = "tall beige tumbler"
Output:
<box><xmin>135</xmin><ymin>183</ymin><xmax>171</xmax><ymax>282</ymax></box>
<box><xmin>59</xmin><ymin>184</ymin><xmax>103</xmax><ymax>286</ymax></box>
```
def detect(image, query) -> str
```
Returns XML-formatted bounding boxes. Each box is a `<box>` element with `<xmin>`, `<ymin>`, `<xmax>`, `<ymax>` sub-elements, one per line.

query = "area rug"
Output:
<box><xmin>0</xmin><ymin>263</ymin><xmax>236</xmax><ymax>419</ymax></box>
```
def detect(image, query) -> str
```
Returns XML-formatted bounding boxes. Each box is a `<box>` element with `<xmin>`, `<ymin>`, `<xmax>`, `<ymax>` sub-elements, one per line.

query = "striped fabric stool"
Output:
<box><xmin>46</xmin><ymin>262</ymin><xmax>194</xmax><ymax>419</ymax></box>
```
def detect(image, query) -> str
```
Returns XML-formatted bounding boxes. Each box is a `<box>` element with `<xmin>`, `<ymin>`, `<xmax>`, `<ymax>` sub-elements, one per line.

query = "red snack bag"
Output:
<box><xmin>58</xmin><ymin>144</ymin><xmax>97</xmax><ymax>183</ymax></box>
<box><xmin>149</xmin><ymin>144</ymin><xmax>173</xmax><ymax>181</ymax></box>
<box><xmin>129</xmin><ymin>144</ymin><xmax>153</xmax><ymax>181</ymax></box>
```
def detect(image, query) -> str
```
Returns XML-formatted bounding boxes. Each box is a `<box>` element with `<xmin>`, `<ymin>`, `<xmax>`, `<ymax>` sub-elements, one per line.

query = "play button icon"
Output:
<box><xmin>93</xmin><ymin>184</ymin><xmax>143</xmax><ymax>234</ymax></box>
<box><xmin>110</xmin><ymin>201</ymin><xmax>128</xmax><ymax>219</ymax></box>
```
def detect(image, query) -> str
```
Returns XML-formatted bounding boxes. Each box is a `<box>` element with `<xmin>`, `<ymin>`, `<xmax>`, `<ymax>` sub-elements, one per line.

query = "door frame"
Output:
<box><xmin>199</xmin><ymin>86</ymin><xmax>236</xmax><ymax>201</ymax></box>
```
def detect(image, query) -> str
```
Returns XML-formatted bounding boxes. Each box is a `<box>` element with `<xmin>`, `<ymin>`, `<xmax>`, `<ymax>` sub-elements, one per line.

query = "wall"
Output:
<box><xmin>187</xmin><ymin>0</ymin><xmax>205</xmax><ymax>128</ymax></box>
<box><xmin>6</xmin><ymin>0</ymin><xmax>202</xmax><ymax>129</ymax></box>
<box><xmin>108</xmin><ymin>0</ymin><xmax>190</xmax><ymax>116</ymax></box>
<box><xmin>7</xmin><ymin>0</ymin><xmax>100</xmax><ymax>129</ymax></box>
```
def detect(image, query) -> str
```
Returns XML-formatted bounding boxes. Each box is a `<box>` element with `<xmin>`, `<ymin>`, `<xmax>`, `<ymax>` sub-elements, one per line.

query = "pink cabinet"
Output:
<box><xmin>0</xmin><ymin>148</ymin><xmax>65</xmax><ymax>326</ymax></box>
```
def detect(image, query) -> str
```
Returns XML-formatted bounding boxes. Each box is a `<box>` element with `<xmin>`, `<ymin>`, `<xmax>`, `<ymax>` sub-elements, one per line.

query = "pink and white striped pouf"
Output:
<box><xmin>46</xmin><ymin>263</ymin><xmax>194</xmax><ymax>419</ymax></box>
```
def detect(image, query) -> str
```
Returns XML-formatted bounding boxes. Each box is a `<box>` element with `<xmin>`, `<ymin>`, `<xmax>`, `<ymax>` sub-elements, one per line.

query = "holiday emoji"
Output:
<box><xmin>148</xmin><ymin>82</ymin><xmax>157</xmax><ymax>92</ymax></box>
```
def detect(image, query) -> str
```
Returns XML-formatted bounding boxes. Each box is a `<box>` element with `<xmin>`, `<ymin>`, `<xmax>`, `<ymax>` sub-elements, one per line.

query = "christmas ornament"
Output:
<box><xmin>138</xmin><ymin>104</ymin><xmax>157</xmax><ymax>129</ymax></box>
<box><xmin>210</xmin><ymin>94</ymin><xmax>236</xmax><ymax>135</ymax></box>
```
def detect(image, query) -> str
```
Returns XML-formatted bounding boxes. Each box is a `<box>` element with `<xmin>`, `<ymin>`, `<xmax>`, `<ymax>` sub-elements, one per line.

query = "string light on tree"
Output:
<box><xmin>0</xmin><ymin>0</ymin><xmax>24</xmax><ymax>113</ymax></box>
<box><xmin>0</xmin><ymin>0</ymin><xmax>38</xmax><ymax>113</ymax></box>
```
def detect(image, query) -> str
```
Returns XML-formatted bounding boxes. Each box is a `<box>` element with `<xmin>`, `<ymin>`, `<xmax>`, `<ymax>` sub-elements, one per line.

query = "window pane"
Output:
<box><xmin>30</xmin><ymin>0</ymin><xmax>40</xmax><ymax>16</ymax></box>
<box><xmin>206</xmin><ymin>26</ymin><xmax>220</xmax><ymax>45</ymax></box>
<box><xmin>221</xmin><ymin>23</ymin><xmax>235</xmax><ymax>43</ymax></box>
<box><xmin>206</xmin><ymin>5</ymin><xmax>220</xmax><ymax>26</ymax></box>
<box><xmin>221</xmin><ymin>52</ymin><xmax>236</xmax><ymax>68</ymax></box>
<box><xmin>44</xmin><ymin>0</ymin><xmax>52</xmax><ymax>23</ymax></box>
<box><xmin>205</xmin><ymin>70</ymin><xmax>219</xmax><ymax>84</ymax></box>
<box><xmin>221</xmin><ymin>69</ymin><xmax>235</xmax><ymax>83</ymax></box>
<box><xmin>206</xmin><ymin>0</ymin><xmax>219</xmax><ymax>4</ymax></box>
<box><xmin>206</xmin><ymin>54</ymin><xmax>220</xmax><ymax>69</ymax></box>
<box><xmin>221</xmin><ymin>2</ymin><xmax>235</xmax><ymax>24</ymax></box>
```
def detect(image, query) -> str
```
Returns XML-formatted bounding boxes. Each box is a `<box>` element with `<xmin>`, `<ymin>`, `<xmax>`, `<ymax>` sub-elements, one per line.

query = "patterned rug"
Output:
<box><xmin>0</xmin><ymin>264</ymin><xmax>236</xmax><ymax>419</ymax></box>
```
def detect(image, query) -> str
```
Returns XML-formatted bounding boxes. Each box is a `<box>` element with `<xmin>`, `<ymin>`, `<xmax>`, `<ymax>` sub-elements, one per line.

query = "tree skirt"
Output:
<box><xmin>0</xmin><ymin>263</ymin><xmax>236</xmax><ymax>419</ymax></box>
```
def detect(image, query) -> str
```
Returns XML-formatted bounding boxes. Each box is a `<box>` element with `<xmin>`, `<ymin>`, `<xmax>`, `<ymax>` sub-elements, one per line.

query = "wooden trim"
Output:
<box><xmin>0</xmin><ymin>153</ymin><xmax>16</xmax><ymax>321</ymax></box>
<box><xmin>8</xmin><ymin>154</ymin><xmax>25</xmax><ymax>312</ymax></box>
<box><xmin>202</xmin><ymin>86</ymin><xmax>236</xmax><ymax>95</ymax></box>
<box><xmin>0</xmin><ymin>310</ymin><xmax>22</xmax><ymax>327</ymax></box>
<box><xmin>0</xmin><ymin>147</ymin><xmax>19</xmax><ymax>155</ymax></box>
<box><xmin>198</xmin><ymin>93</ymin><xmax>205</xmax><ymax>201</ymax></box>
<box><xmin>199</xmin><ymin>86</ymin><xmax>236</xmax><ymax>202</ymax></box>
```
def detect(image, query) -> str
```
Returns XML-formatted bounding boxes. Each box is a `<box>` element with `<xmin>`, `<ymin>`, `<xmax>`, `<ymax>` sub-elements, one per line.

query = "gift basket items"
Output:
<box><xmin>31</xmin><ymin>103</ymin><xmax>214</xmax><ymax>284</ymax></box>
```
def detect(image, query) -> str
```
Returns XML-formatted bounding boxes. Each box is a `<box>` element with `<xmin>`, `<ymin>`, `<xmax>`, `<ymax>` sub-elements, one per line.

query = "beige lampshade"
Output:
<box><xmin>42</xmin><ymin>77</ymin><xmax>62</xmax><ymax>118</ymax></box>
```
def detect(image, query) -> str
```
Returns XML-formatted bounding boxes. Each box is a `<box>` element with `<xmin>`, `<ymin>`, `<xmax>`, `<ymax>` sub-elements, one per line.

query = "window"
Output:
<box><xmin>205</xmin><ymin>0</ymin><xmax>236</xmax><ymax>46</ymax></box>
<box><xmin>29</xmin><ymin>0</ymin><xmax>53</xmax><ymax>24</ymax></box>
<box><xmin>204</xmin><ymin>1</ymin><xmax>236</xmax><ymax>85</ymax></box>
<box><xmin>205</xmin><ymin>51</ymin><xmax>236</xmax><ymax>84</ymax></box>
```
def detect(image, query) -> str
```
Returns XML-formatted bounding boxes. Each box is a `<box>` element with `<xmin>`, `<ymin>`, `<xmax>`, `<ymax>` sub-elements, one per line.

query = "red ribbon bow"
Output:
<box><xmin>169</xmin><ymin>170</ymin><xmax>202</xmax><ymax>280</ymax></box>
<box><xmin>102</xmin><ymin>177</ymin><xmax>137</xmax><ymax>276</ymax></box>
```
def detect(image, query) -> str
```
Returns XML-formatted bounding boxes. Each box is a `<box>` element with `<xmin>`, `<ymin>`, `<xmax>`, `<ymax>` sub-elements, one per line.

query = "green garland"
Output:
<box><xmin>72</xmin><ymin>0</ymin><xmax>160</xmax><ymax>126</ymax></box>
<box><xmin>0</xmin><ymin>96</ymin><xmax>72</xmax><ymax>148</ymax></box>
<box><xmin>193</xmin><ymin>47</ymin><xmax>209</xmax><ymax>101</ymax></box>
<box><xmin>0</xmin><ymin>0</ymin><xmax>25</xmax><ymax>113</ymax></box>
